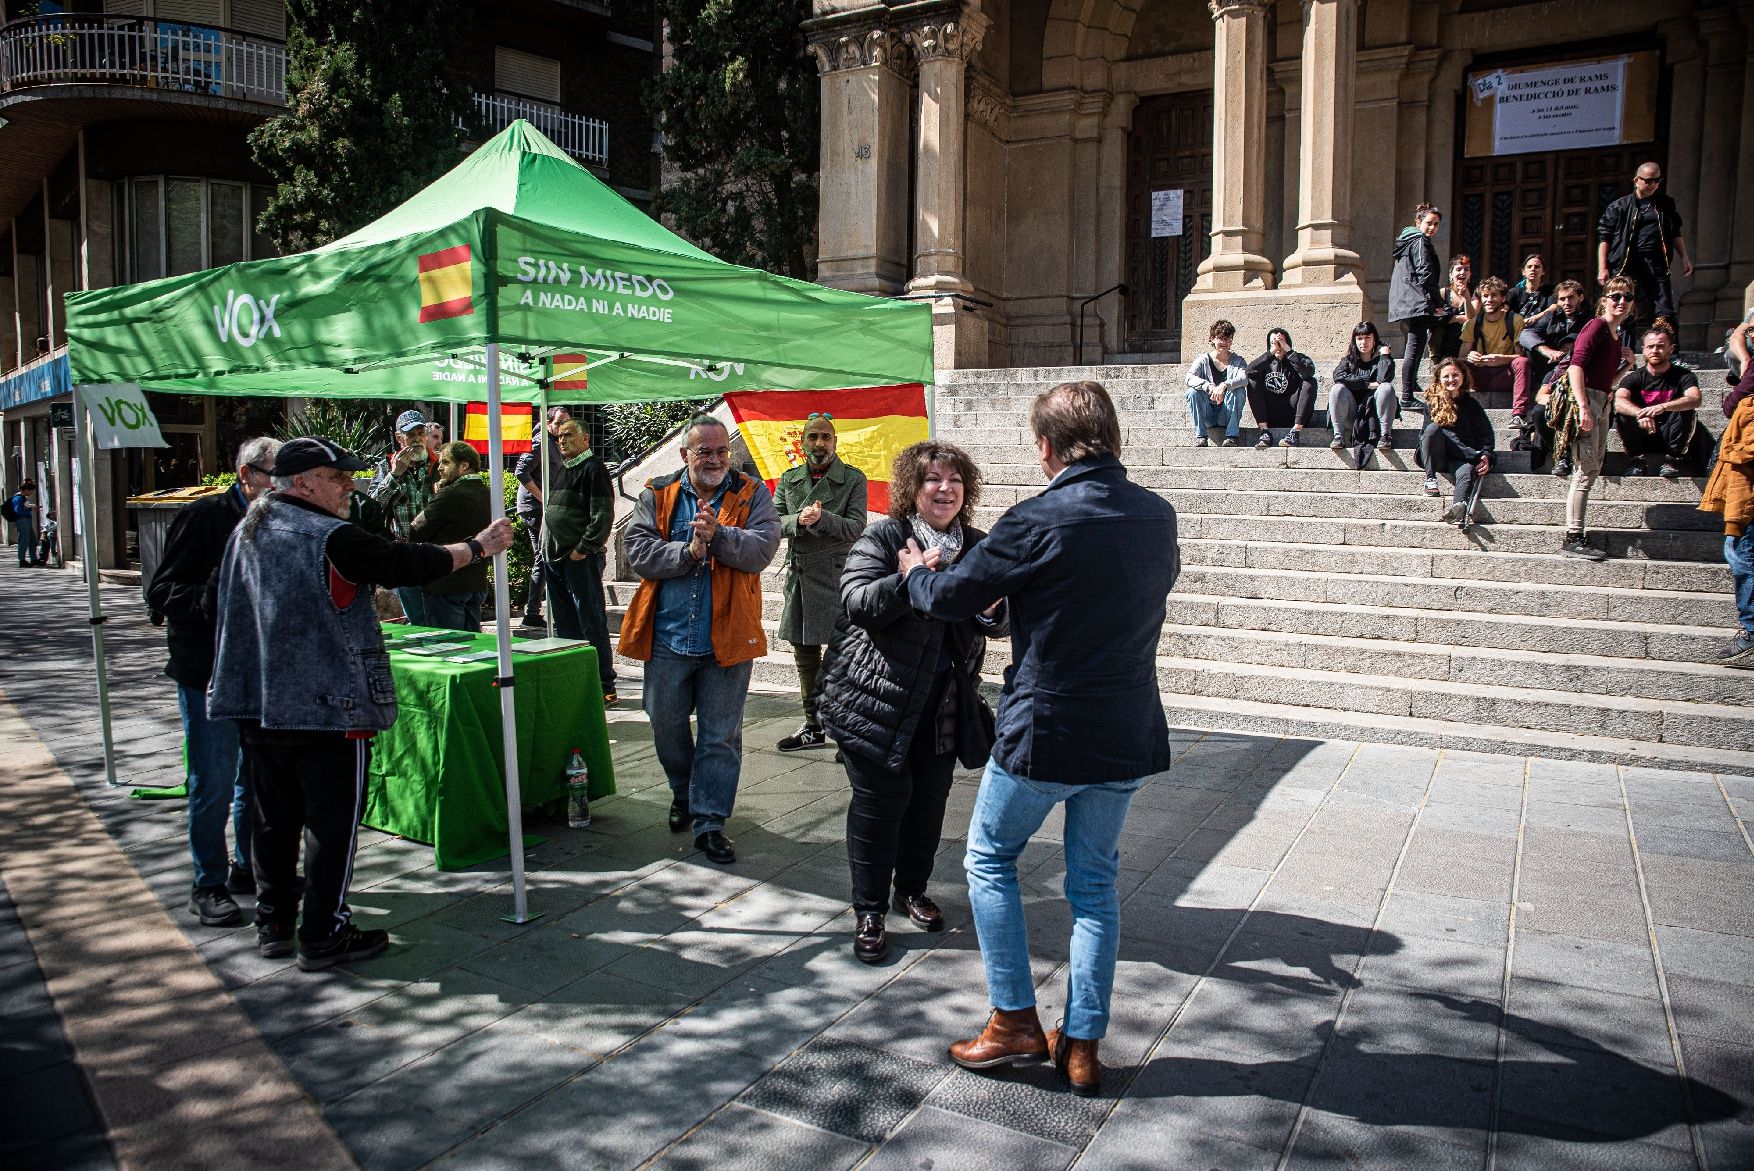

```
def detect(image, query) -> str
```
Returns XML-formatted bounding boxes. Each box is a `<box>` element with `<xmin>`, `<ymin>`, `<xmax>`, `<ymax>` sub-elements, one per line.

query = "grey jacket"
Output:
<box><xmin>1388</xmin><ymin>227</ymin><xmax>1443</xmax><ymax>323</ymax></box>
<box><xmin>208</xmin><ymin>496</ymin><xmax>397</xmax><ymax>732</ymax></box>
<box><xmin>775</xmin><ymin>457</ymin><xmax>868</xmax><ymax>646</ymax></box>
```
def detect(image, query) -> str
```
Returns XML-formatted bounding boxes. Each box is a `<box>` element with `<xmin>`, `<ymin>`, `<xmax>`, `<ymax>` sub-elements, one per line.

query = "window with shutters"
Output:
<box><xmin>494</xmin><ymin>46</ymin><xmax>561</xmax><ymax>103</ymax></box>
<box><xmin>229</xmin><ymin>0</ymin><xmax>286</xmax><ymax>39</ymax></box>
<box><xmin>103</xmin><ymin>1</ymin><xmax>150</xmax><ymax>16</ymax></box>
<box><xmin>152</xmin><ymin>0</ymin><xmax>225</xmax><ymax>25</ymax></box>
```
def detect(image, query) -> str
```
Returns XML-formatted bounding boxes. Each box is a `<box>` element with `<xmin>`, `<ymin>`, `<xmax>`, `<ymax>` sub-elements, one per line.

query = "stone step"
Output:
<box><xmin>1162</xmin><ymin>592</ymin><xmax>1732</xmax><ymax>662</ymax></box>
<box><xmin>1174</xmin><ymin>564</ymin><xmax>1735</xmax><ymax>627</ymax></box>
<box><xmin>967</xmin><ymin>485</ymin><xmax>1720</xmax><ymax>533</ymax></box>
<box><xmin>1177</xmin><ymin>538</ymin><xmax>1731</xmax><ymax>593</ymax></box>
<box><xmin>1155</xmin><ymin>656</ymin><xmax>1752</xmax><ymax>750</ymax></box>
<box><xmin>1155</xmin><ymin>624</ymin><xmax>1743</xmax><ymax>706</ymax></box>
<box><xmin>963</xmin><ymin>464</ymin><xmax>1708</xmax><ymax>503</ymax></box>
<box><xmin>1156</xmin><ymin>693</ymin><xmax>1754</xmax><ymax>774</ymax></box>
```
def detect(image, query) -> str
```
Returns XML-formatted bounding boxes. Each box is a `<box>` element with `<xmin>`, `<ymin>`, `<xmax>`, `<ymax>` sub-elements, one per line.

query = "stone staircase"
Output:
<box><xmin>606</xmin><ymin>359</ymin><xmax>1753</xmax><ymax>773</ymax></box>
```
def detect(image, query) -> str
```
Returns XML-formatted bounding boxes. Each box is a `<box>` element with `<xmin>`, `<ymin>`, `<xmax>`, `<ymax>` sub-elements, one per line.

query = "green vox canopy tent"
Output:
<box><xmin>62</xmin><ymin>120</ymin><xmax>933</xmax><ymax>922</ymax></box>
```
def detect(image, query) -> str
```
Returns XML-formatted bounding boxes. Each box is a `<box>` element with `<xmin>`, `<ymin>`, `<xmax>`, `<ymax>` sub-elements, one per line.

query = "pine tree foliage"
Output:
<box><xmin>650</xmin><ymin>0</ymin><xmax>819</xmax><ymax>279</ymax></box>
<box><xmin>249</xmin><ymin>0</ymin><xmax>476</xmax><ymax>253</ymax></box>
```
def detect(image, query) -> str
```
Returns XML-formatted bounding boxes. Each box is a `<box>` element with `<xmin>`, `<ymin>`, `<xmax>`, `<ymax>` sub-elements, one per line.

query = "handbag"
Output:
<box><xmin>951</xmin><ymin>663</ymin><xmax>996</xmax><ymax>769</ymax></box>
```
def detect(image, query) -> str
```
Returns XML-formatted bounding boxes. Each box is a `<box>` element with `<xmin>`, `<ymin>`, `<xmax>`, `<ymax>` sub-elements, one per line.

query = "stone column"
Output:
<box><xmin>1280</xmin><ymin>0</ymin><xmax>1364</xmax><ymax>286</ymax></box>
<box><xmin>904</xmin><ymin>12</ymin><xmax>987</xmax><ymax>295</ymax></box>
<box><xmin>1688</xmin><ymin>6</ymin><xmax>1746</xmax><ymax>342</ymax></box>
<box><xmin>1194</xmin><ymin>0</ymin><xmax>1274</xmax><ymax>293</ymax></box>
<box><xmin>807</xmin><ymin>24</ymin><xmax>914</xmax><ymax>295</ymax></box>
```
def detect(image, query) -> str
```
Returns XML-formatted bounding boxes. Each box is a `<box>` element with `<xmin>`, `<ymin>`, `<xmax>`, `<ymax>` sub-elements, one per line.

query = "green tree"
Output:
<box><xmin>248</xmin><ymin>0</ymin><xmax>475</xmax><ymax>253</ymax></box>
<box><xmin>649</xmin><ymin>0</ymin><xmax>818</xmax><ymax>278</ymax></box>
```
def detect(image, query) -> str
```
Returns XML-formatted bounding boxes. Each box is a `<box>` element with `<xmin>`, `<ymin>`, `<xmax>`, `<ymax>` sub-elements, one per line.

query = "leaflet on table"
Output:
<box><xmin>399</xmin><ymin>642</ymin><xmax>474</xmax><ymax>657</ymax></box>
<box><xmin>506</xmin><ymin>636</ymin><xmax>591</xmax><ymax>654</ymax></box>
<box><xmin>444</xmin><ymin>650</ymin><xmax>503</xmax><ymax>664</ymax></box>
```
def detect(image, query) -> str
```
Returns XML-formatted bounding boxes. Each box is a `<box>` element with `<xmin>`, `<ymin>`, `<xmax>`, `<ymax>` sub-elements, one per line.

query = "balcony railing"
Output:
<box><xmin>0</xmin><ymin>15</ymin><xmax>286</xmax><ymax>103</ymax></box>
<box><xmin>473</xmin><ymin>91</ymin><xmax>608</xmax><ymax>167</ymax></box>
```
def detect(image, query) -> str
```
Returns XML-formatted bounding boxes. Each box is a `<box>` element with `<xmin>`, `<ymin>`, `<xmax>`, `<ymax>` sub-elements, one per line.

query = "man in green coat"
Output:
<box><xmin>408</xmin><ymin>442</ymin><xmax>492</xmax><ymax>630</ymax></box>
<box><xmin>774</xmin><ymin>414</ymin><xmax>868</xmax><ymax>751</ymax></box>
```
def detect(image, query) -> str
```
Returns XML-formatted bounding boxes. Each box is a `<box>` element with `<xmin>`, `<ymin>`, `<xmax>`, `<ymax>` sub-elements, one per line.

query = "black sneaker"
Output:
<box><xmin>257</xmin><ymin>922</ymin><xmax>295</xmax><ymax>959</ymax></box>
<box><xmin>668</xmin><ymin>796</ymin><xmax>691</xmax><ymax>833</ymax></box>
<box><xmin>1280</xmin><ymin>430</ymin><xmax>1300</xmax><ymax>448</ymax></box>
<box><xmin>1718</xmin><ymin>631</ymin><xmax>1754</xmax><ymax>669</ymax></box>
<box><xmin>188</xmin><ymin>885</ymin><xmax>244</xmax><ymax>927</ymax></box>
<box><xmin>1441</xmin><ymin>502</ymin><xmax>1468</xmax><ymax>527</ymax></box>
<box><xmin>1255</xmin><ymin>430</ymin><xmax>1272</xmax><ymax>449</ymax></box>
<box><xmin>1559</xmin><ymin>532</ymin><xmax>1607</xmax><ymax>561</ymax></box>
<box><xmin>1624</xmin><ymin>460</ymin><xmax>1647</xmax><ymax>477</ymax></box>
<box><xmin>1220</xmin><ymin>436</ymin><xmax>1239</xmax><ymax>448</ymax></box>
<box><xmin>1423</xmin><ymin>475</ymin><xmax>1442</xmax><ymax>497</ymax></box>
<box><xmin>226</xmin><ymin>864</ymin><xmax>255</xmax><ymax>896</ymax></box>
<box><xmin>1553</xmin><ymin>458</ymin><xmax>1573</xmax><ymax>479</ymax></box>
<box><xmin>1658</xmin><ymin>462</ymin><xmax>1680</xmax><ymax>481</ymax></box>
<box><xmin>776</xmin><ymin>724</ymin><xmax>828</xmax><ymax>752</ymax></box>
<box><xmin>296</xmin><ymin>924</ymin><xmax>389</xmax><ymax>972</ymax></box>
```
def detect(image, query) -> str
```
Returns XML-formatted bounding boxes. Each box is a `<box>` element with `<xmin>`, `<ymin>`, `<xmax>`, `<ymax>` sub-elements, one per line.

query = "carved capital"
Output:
<box><xmin>1208</xmin><ymin>0</ymin><xmax>1272</xmax><ymax>20</ymax></box>
<box><xmin>966</xmin><ymin>73</ymin><xmax>1007</xmax><ymax>131</ymax></box>
<box><xmin>903</xmin><ymin>12</ymin><xmax>990</xmax><ymax>63</ymax></box>
<box><xmin>807</xmin><ymin>26</ymin><xmax>910</xmax><ymax>75</ymax></box>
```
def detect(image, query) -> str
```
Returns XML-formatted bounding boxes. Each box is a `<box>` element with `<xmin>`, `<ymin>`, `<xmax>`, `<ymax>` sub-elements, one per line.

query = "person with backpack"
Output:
<box><xmin>1457</xmin><ymin>276</ymin><xmax>1524</xmax><ymax>399</ymax></box>
<box><xmin>6</xmin><ymin>480</ymin><xmax>40</xmax><ymax>568</ymax></box>
<box><xmin>1387</xmin><ymin>203</ymin><xmax>1445</xmax><ymax>409</ymax></box>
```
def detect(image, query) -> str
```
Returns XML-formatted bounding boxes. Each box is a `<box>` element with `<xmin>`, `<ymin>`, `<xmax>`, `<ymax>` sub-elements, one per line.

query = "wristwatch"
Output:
<box><xmin>465</xmin><ymin>537</ymin><xmax>486</xmax><ymax>564</ymax></box>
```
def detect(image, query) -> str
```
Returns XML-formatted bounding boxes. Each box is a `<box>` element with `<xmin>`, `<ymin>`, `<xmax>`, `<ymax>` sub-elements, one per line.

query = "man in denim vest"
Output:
<box><xmin>210</xmin><ymin>438</ymin><xmax>513</xmax><ymax>972</ymax></box>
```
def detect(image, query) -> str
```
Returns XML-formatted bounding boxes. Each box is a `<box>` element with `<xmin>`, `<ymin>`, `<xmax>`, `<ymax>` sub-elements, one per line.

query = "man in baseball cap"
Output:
<box><xmin>209</xmin><ymin>435</ymin><xmax>514</xmax><ymax>972</ymax></box>
<box><xmin>372</xmin><ymin>410</ymin><xmax>440</xmax><ymax>622</ymax></box>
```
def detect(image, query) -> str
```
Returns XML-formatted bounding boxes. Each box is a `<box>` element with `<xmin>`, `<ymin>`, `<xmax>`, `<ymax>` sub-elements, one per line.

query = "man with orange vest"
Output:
<box><xmin>621</xmin><ymin>414</ymin><xmax>780</xmax><ymax>865</ymax></box>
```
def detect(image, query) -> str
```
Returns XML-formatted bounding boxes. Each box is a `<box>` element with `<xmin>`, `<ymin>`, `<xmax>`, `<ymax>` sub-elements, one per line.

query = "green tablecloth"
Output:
<box><xmin>363</xmin><ymin>625</ymin><xmax>616</xmax><ymax>870</ymax></box>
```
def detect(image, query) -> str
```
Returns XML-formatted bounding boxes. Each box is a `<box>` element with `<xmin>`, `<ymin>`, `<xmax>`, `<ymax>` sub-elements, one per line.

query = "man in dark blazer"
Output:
<box><xmin>896</xmin><ymin>381</ymin><xmax>1180</xmax><ymax>1097</ymax></box>
<box><xmin>773</xmin><ymin>413</ymin><xmax>867</xmax><ymax>751</ymax></box>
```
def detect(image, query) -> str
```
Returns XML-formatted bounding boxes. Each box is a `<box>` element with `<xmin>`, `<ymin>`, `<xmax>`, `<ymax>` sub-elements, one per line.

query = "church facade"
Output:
<box><xmin>805</xmin><ymin>0</ymin><xmax>1754</xmax><ymax>363</ymax></box>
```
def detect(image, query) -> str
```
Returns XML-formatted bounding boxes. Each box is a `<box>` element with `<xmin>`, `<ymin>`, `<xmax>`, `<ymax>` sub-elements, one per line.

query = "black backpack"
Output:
<box><xmin>0</xmin><ymin>494</ymin><xmax>21</xmax><ymax>522</ymax></box>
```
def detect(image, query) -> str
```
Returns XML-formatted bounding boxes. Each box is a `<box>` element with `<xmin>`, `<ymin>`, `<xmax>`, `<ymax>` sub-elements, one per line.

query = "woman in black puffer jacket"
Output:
<box><xmin>818</xmin><ymin>440</ymin><xmax>1008</xmax><ymax>965</ymax></box>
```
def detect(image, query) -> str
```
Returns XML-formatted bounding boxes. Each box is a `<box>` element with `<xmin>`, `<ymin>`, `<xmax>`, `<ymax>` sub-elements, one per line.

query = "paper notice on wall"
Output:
<box><xmin>1492</xmin><ymin>57</ymin><xmax>1626</xmax><ymax>155</ymax></box>
<box><xmin>1470</xmin><ymin>70</ymin><xmax>1506</xmax><ymax>102</ymax></box>
<box><xmin>1150</xmin><ymin>189</ymin><xmax>1184</xmax><ymax>239</ymax></box>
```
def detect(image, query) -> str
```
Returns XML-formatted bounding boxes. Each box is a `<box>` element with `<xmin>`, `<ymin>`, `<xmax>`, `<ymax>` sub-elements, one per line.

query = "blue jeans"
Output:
<box><xmin>422</xmin><ymin>590</ymin><xmax>485</xmax><ymax>632</ymax></box>
<box><xmin>1186</xmin><ymin>385</ymin><xmax>1246</xmax><ymax>438</ymax></box>
<box><xmin>178</xmin><ymin>683</ymin><xmax>248</xmax><ymax>889</ymax></box>
<box><xmin>1728</xmin><ymin>532</ymin><xmax>1754</xmax><ymax>633</ymax></box>
<box><xmin>16</xmin><ymin>517</ymin><xmax>37</xmax><ymax>565</ymax></box>
<box><xmin>397</xmin><ymin>586</ymin><xmax>428</xmax><ymax>627</ymax></box>
<box><xmin>546</xmin><ymin>553</ymin><xmax>616</xmax><ymax>690</ymax></box>
<box><xmin>965</xmin><ymin>757</ymin><xmax>1146</xmax><ymax>1041</ymax></box>
<box><xmin>642</xmin><ymin>644</ymin><xmax>753</xmax><ymax>835</ymax></box>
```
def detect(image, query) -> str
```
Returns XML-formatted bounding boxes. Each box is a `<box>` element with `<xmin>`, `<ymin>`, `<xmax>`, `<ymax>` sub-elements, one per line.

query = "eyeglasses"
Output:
<box><xmin>806</xmin><ymin>412</ymin><xmax>834</xmax><ymax>421</ymax></box>
<box><xmin>244</xmin><ymin>463</ymin><xmax>271</xmax><ymax>476</ymax></box>
<box><xmin>1605</xmin><ymin>292</ymin><xmax>1633</xmax><ymax>303</ymax></box>
<box><xmin>690</xmin><ymin>447</ymin><xmax>731</xmax><ymax>459</ymax></box>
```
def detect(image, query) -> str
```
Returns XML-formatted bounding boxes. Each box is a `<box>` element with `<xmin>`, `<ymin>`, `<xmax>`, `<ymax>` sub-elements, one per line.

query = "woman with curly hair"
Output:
<box><xmin>1418</xmin><ymin>358</ymin><xmax>1496</xmax><ymax>527</ymax></box>
<box><xmin>817</xmin><ymin>441</ymin><xmax>1007</xmax><ymax>964</ymax></box>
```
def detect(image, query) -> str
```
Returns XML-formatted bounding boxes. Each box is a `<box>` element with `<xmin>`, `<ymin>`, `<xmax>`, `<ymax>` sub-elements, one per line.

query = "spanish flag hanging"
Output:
<box><xmin>463</xmin><ymin>401</ymin><xmax>534</xmax><ymax>455</ymax></box>
<box><xmin>725</xmin><ymin>384</ymin><xmax>929</xmax><ymax>514</ymax></box>
<box><xmin>417</xmin><ymin>244</ymin><xmax>474</xmax><ymax>323</ymax></box>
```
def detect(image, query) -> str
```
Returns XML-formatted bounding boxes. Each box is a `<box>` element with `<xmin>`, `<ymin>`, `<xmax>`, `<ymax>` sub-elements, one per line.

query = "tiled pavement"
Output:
<box><xmin>0</xmin><ymin>558</ymin><xmax>1750</xmax><ymax>1170</ymax></box>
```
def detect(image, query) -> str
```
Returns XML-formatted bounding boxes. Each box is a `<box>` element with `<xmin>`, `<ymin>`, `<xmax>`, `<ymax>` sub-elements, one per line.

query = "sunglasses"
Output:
<box><xmin>1636</xmin><ymin>175</ymin><xmax>1663</xmax><ymax>185</ymax></box>
<box><xmin>1605</xmin><ymin>292</ymin><xmax>1633</xmax><ymax>303</ymax></box>
<box><xmin>806</xmin><ymin>412</ymin><xmax>834</xmax><ymax>421</ymax></box>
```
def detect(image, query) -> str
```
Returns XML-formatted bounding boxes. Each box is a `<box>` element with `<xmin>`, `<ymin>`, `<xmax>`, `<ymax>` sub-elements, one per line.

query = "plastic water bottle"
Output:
<box><xmin>565</xmin><ymin>749</ymin><xmax>591</xmax><ymax>828</ymax></box>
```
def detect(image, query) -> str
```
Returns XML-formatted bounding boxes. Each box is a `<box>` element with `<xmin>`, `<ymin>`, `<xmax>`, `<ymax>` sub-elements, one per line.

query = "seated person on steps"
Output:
<box><xmin>1418</xmin><ymin>358</ymin><xmax>1496</xmax><ymax>528</ymax></box>
<box><xmin>1512</xmin><ymin>279</ymin><xmax>1588</xmax><ymax>430</ymax></box>
<box><xmin>1328</xmin><ymin>321</ymin><xmax>1397</xmax><ymax>454</ymax></box>
<box><xmin>1245</xmin><ymin>328</ymin><xmax>1318</xmax><ymax>449</ymax></box>
<box><xmin>1614</xmin><ymin>324</ymin><xmax>1701</xmax><ymax>481</ymax></box>
<box><xmin>1184</xmin><ymin>320</ymin><xmax>1249</xmax><ymax>447</ymax></box>
<box><xmin>1458</xmin><ymin>276</ymin><xmax>1523</xmax><ymax>400</ymax></box>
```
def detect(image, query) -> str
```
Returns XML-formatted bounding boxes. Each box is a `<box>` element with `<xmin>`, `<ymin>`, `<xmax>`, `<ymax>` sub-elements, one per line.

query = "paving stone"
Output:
<box><xmin>1353</xmin><ymin>932</ymin><xmax>1504</xmax><ymax>1001</ymax></box>
<box><xmin>1336</xmin><ymin>983</ymin><xmax>1502</xmax><ymax>1062</ymax></box>
<box><xmin>1077</xmin><ymin>1100</ymin><xmax>1283</xmax><ymax>1170</ymax></box>
<box><xmin>924</xmin><ymin>1066</ymin><xmax>1111</xmax><ymax>1147</ymax></box>
<box><xmin>860</xmin><ymin>1106</ymin><xmax>1075</xmax><ymax>1171</ymax></box>
<box><xmin>1665</xmin><ymin>973</ymin><xmax>1754</xmax><ymax>1050</ymax></box>
<box><xmin>1497</xmin><ymin>1040</ymin><xmax>1694</xmax><ymax>1150</ymax></box>
<box><xmin>1674</xmin><ymin>1036</ymin><xmax>1754</xmax><ymax>1171</ymax></box>
<box><xmin>1506</xmin><ymin>978</ymin><xmax>1677</xmax><ymax>1066</ymax></box>
<box><xmin>1653</xmin><ymin>923</ymin><xmax>1754</xmax><ymax>982</ymax></box>
<box><xmin>1286</xmin><ymin>1109</ymin><xmax>1485</xmax><ymax>1169</ymax></box>
<box><xmin>1165</xmin><ymin>982</ymin><xmax>1342</xmax><ymax>1063</ymax></box>
<box><xmin>1509</xmin><ymin>933</ymin><xmax>1660</xmax><ymax>1000</ymax></box>
<box><xmin>1492</xmin><ymin>1132</ymin><xmax>1698</xmax><ymax>1170</ymax></box>
<box><xmin>1516</xmin><ymin>896</ymin><xmax>1652</xmax><ymax>946</ymax></box>
<box><xmin>1127</xmin><ymin>1046</ymin><xmax>1313</xmax><ymax>1147</ymax></box>
<box><xmin>1377</xmin><ymin>891</ymin><xmax>1509</xmax><ymax>949</ymax></box>
<box><xmin>1305</xmin><ymin>1049</ymin><xmax>1495</xmax><ymax>1135</ymax></box>
<box><xmin>1634</xmin><ymin>823</ymin><xmax>1751</xmax><ymax>863</ymax></box>
<box><xmin>739</xmin><ymin>1036</ymin><xmax>947</xmax><ymax>1144</ymax></box>
<box><xmin>649</xmin><ymin>1104</ymin><xmax>867</xmax><ymax>1171</ymax></box>
<box><xmin>1523</xmin><ymin>799</ymin><xmax>1630</xmax><ymax>835</ymax></box>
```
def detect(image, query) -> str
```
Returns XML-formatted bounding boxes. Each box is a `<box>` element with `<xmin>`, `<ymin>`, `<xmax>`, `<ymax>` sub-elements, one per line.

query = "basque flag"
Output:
<box><xmin>725</xmin><ymin>384</ymin><xmax>929</xmax><ymax>514</ymax></box>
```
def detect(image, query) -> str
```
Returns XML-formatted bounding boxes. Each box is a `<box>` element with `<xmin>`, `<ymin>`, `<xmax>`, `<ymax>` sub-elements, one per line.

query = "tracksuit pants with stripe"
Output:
<box><xmin>240</xmin><ymin>726</ymin><xmax>371</xmax><ymax>947</ymax></box>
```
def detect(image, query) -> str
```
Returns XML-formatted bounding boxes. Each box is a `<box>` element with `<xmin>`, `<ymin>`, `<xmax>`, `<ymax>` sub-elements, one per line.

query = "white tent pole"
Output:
<box><xmin>485</xmin><ymin>344</ymin><xmax>534</xmax><ymax>924</ymax></box>
<box><xmin>539</xmin><ymin>383</ymin><xmax>552</xmax><ymax>639</ymax></box>
<box><xmin>71</xmin><ymin>386</ymin><xmax>122</xmax><ymax>787</ymax></box>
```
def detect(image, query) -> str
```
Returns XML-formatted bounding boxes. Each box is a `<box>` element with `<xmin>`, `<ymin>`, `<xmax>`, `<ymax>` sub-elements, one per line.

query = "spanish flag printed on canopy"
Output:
<box><xmin>463</xmin><ymin>401</ymin><xmax>534</xmax><ymax>455</ymax></box>
<box><xmin>418</xmin><ymin>244</ymin><xmax>474</xmax><ymax>323</ymax></box>
<box><xmin>725</xmin><ymin>384</ymin><xmax>928</xmax><ymax>514</ymax></box>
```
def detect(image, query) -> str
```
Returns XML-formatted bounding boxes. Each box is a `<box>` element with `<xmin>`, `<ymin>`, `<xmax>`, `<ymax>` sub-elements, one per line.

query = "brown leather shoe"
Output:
<box><xmin>1046</xmin><ymin>1026</ymin><xmax>1102</xmax><ymax>1097</ymax></box>
<box><xmin>948</xmin><ymin>1007</ymin><xmax>1049</xmax><ymax>1070</ymax></box>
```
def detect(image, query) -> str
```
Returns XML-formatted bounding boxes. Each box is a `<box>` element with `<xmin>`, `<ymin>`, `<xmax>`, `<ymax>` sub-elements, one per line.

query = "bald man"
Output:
<box><xmin>773</xmin><ymin>414</ymin><xmax>868</xmax><ymax>751</ymax></box>
<box><xmin>1597</xmin><ymin>161</ymin><xmax>1692</xmax><ymax>330</ymax></box>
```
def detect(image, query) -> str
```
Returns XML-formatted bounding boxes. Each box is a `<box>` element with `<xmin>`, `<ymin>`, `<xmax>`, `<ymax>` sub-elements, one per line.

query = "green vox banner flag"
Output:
<box><xmin>78</xmin><ymin>384</ymin><xmax>169</xmax><ymax>449</ymax></box>
<box><xmin>63</xmin><ymin>120</ymin><xmax>932</xmax><ymax>405</ymax></box>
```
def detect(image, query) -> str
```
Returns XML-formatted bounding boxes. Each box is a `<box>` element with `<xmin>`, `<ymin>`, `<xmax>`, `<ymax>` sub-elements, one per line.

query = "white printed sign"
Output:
<box><xmin>1150</xmin><ymin>189</ymin><xmax>1184</xmax><ymax>239</ymax></box>
<box><xmin>77</xmin><ymin>384</ymin><xmax>169</xmax><ymax>451</ymax></box>
<box><xmin>1491</xmin><ymin>57</ymin><xmax>1626</xmax><ymax>156</ymax></box>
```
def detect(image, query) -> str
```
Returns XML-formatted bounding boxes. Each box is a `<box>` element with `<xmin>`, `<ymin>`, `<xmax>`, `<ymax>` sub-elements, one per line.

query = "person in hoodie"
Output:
<box><xmin>1245</xmin><ymin>328</ymin><xmax>1319</xmax><ymax>448</ymax></box>
<box><xmin>1418</xmin><ymin>358</ymin><xmax>1496</xmax><ymax>527</ymax></box>
<box><xmin>1328</xmin><ymin>322</ymin><xmax>1397</xmax><ymax>457</ymax></box>
<box><xmin>1387</xmin><ymin>204</ymin><xmax>1446</xmax><ymax>410</ymax></box>
<box><xmin>1184</xmin><ymin>320</ymin><xmax>1250</xmax><ymax>447</ymax></box>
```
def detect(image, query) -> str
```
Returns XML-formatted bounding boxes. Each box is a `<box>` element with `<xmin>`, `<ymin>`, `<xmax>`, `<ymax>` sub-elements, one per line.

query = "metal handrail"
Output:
<box><xmin>0</xmin><ymin>14</ymin><xmax>286</xmax><ymax>102</ymax></box>
<box><xmin>472</xmin><ymin>91</ymin><xmax>608</xmax><ymax>166</ymax></box>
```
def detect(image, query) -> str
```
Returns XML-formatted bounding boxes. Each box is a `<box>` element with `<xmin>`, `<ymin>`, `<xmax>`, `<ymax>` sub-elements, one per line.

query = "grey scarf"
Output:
<box><xmin>909</xmin><ymin>515</ymin><xmax>964</xmax><ymax>564</ymax></box>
